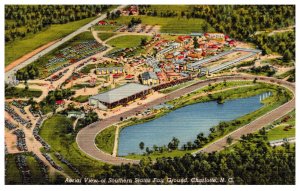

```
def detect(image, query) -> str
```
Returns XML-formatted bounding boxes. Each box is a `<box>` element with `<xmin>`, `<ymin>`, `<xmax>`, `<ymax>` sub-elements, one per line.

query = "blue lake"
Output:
<box><xmin>118</xmin><ymin>93</ymin><xmax>266</xmax><ymax>156</ymax></box>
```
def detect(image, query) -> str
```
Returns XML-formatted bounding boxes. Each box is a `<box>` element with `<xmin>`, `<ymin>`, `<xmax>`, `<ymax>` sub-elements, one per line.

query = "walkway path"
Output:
<box><xmin>76</xmin><ymin>74</ymin><xmax>295</xmax><ymax>165</ymax></box>
<box><xmin>112</xmin><ymin>126</ymin><xmax>120</xmax><ymax>157</ymax></box>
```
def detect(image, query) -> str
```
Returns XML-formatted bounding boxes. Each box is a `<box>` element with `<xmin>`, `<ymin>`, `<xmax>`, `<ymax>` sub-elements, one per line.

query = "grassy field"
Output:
<box><xmin>109</xmin><ymin>15</ymin><xmax>215</xmax><ymax>34</ymax></box>
<box><xmin>95</xmin><ymin>125</ymin><xmax>117</xmax><ymax>155</ymax></box>
<box><xmin>267</xmin><ymin>110</ymin><xmax>295</xmax><ymax>141</ymax></box>
<box><xmin>5</xmin><ymin>17</ymin><xmax>97</xmax><ymax>66</ymax></box>
<box><xmin>5</xmin><ymin>154</ymin><xmax>22</xmax><ymax>184</ymax></box>
<box><xmin>71</xmin><ymin>95</ymin><xmax>90</xmax><ymax>103</ymax></box>
<box><xmin>39</xmin><ymin>114</ymin><xmax>106</xmax><ymax>177</ymax></box>
<box><xmin>106</xmin><ymin>35</ymin><xmax>151</xmax><ymax>49</ymax></box>
<box><xmin>5</xmin><ymin>87</ymin><xmax>42</xmax><ymax>99</ymax></box>
<box><xmin>267</xmin><ymin>125</ymin><xmax>295</xmax><ymax>141</ymax></box>
<box><xmin>26</xmin><ymin>154</ymin><xmax>48</xmax><ymax>184</ymax></box>
<box><xmin>141</xmin><ymin>5</ymin><xmax>192</xmax><ymax>15</ymax></box>
<box><xmin>97</xmin><ymin>32</ymin><xmax>117</xmax><ymax>41</ymax></box>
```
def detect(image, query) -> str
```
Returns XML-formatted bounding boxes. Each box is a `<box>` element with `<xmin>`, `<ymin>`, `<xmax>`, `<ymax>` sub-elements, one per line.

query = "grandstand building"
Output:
<box><xmin>89</xmin><ymin>83</ymin><xmax>151</xmax><ymax>110</ymax></box>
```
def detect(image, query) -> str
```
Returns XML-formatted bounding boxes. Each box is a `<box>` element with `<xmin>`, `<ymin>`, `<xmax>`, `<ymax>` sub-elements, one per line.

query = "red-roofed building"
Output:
<box><xmin>98</xmin><ymin>20</ymin><xmax>107</xmax><ymax>25</ymax></box>
<box><xmin>56</xmin><ymin>100</ymin><xmax>65</xmax><ymax>105</ymax></box>
<box><xmin>125</xmin><ymin>74</ymin><xmax>135</xmax><ymax>80</ymax></box>
<box><xmin>113</xmin><ymin>73</ymin><xmax>123</xmax><ymax>78</ymax></box>
<box><xmin>228</xmin><ymin>40</ymin><xmax>236</xmax><ymax>46</ymax></box>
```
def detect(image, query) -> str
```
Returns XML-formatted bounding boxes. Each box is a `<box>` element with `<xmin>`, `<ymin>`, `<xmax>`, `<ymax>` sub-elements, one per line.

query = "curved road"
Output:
<box><xmin>76</xmin><ymin>75</ymin><xmax>295</xmax><ymax>165</ymax></box>
<box><xmin>5</xmin><ymin>5</ymin><xmax>127</xmax><ymax>82</ymax></box>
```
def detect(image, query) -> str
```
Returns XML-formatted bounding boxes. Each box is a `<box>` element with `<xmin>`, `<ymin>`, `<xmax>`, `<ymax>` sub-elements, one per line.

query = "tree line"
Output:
<box><xmin>252</xmin><ymin>31</ymin><xmax>295</xmax><ymax>61</ymax></box>
<box><xmin>5</xmin><ymin>5</ymin><xmax>111</xmax><ymax>42</ymax></box>
<box><xmin>96</xmin><ymin>129</ymin><xmax>295</xmax><ymax>185</ymax></box>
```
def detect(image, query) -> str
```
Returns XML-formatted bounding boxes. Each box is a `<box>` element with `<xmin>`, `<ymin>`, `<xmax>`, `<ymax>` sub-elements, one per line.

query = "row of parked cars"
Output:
<box><xmin>33</xmin><ymin>117</ymin><xmax>51</xmax><ymax>151</ymax></box>
<box><xmin>11</xmin><ymin>100</ymin><xmax>27</xmax><ymax>115</ymax></box>
<box><xmin>55</xmin><ymin>152</ymin><xmax>82</xmax><ymax>177</ymax></box>
<box><xmin>32</xmin><ymin>153</ymin><xmax>49</xmax><ymax>183</ymax></box>
<box><xmin>42</xmin><ymin>153</ymin><xmax>62</xmax><ymax>171</ymax></box>
<box><xmin>13</xmin><ymin>129</ymin><xmax>28</xmax><ymax>152</ymax></box>
<box><xmin>5</xmin><ymin>119</ymin><xmax>17</xmax><ymax>130</ymax></box>
<box><xmin>15</xmin><ymin>155</ymin><xmax>31</xmax><ymax>184</ymax></box>
<box><xmin>5</xmin><ymin>104</ymin><xmax>29</xmax><ymax>126</ymax></box>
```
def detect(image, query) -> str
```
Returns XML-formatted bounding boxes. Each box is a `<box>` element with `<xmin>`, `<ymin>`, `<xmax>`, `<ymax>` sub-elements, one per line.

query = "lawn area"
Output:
<box><xmin>5</xmin><ymin>17</ymin><xmax>97</xmax><ymax>66</ymax></box>
<box><xmin>97</xmin><ymin>32</ymin><xmax>117</xmax><ymax>41</ymax></box>
<box><xmin>39</xmin><ymin>114</ymin><xmax>106</xmax><ymax>177</ymax></box>
<box><xmin>71</xmin><ymin>95</ymin><xmax>90</xmax><ymax>103</ymax></box>
<box><xmin>95</xmin><ymin>125</ymin><xmax>117</xmax><ymax>155</ymax></box>
<box><xmin>141</xmin><ymin>5</ymin><xmax>192</xmax><ymax>15</ymax></box>
<box><xmin>267</xmin><ymin>110</ymin><xmax>295</xmax><ymax>141</ymax></box>
<box><xmin>267</xmin><ymin>125</ymin><xmax>295</xmax><ymax>141</ymax></box>
<box><xmin>5</xmin><ymin>87</ymin><xmax>42</xmax><ymax>99</ymax></box>
<box><xmin>106</xmin><ymin>35</ymin><xmax>151</xmax><ymax>49</ymax></box>
<box><xmin>109</xmin><ymin>15</ymin><xmax>215</xmax><ymax>34</ymax></box>
<box><xmin>5</xmin><ymin>154</ymin><xmax>22</xmax><ymax>184</ymax></box>
<box><xmin>26</xmin><ymin>154</ymin><xmax>48</xmax><ymax>184</ymax></box>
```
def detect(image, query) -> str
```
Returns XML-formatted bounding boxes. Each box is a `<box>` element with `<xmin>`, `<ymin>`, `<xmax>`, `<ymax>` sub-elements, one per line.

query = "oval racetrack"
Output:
<box><xmin>76</xmin><ymin>74</ymin><xmax>295</xmax><ymax>165</ymax></box>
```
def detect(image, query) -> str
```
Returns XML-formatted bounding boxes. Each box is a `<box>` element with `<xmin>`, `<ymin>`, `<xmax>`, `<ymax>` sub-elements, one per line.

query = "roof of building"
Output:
<box><xmin>140</xmin><ymin>71</ymin><xmax>158</xmax><ymax>80</ymax></box>
<box><xmin>90</xmin><ymin>83</ymin><xmax>151</xmax><ymax>104</ymax></box>
<box><xmin>68</xmin><ymin>111</ymin><xmax>84</xmax><ymax>115</ymax></box>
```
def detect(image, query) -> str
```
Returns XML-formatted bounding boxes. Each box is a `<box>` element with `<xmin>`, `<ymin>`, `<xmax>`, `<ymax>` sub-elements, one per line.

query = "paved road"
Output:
<box><xmin>76</xmin><ymin>75</ymin><xmax>295</xmax><ymax>165</ymax></box>
<box><xmin>5</xmin><ymin>5</ymin><xmax>127</xmax><ymax>83</ymax></box>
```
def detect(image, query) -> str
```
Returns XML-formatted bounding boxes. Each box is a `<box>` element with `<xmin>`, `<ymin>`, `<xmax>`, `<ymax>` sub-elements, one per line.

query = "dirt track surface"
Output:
<box><xmin>76</xmin><ymin>75</ymin><xmax>295</xmax><ymax>165</ymax></box>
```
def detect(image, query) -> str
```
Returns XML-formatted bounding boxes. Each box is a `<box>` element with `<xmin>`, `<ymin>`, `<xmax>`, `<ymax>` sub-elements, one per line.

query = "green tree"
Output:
<box><xmin>193</xmin><ymin>37</ymin><xmax>199</xmax><ymax>49</ymax></box>
<box><xmin>139</xmin><ymin>142</ymin><xmax>145</xmax><ymax>150</ymax></box>
<box><xmin>283</xmin><ymin>50</ymin><xmax>292</xmax><ymax>62</ymax></box>
<box><xmin>226</xmin><ymin>136</ymin><xmax>233</xmax><ymax>145</ymax></box>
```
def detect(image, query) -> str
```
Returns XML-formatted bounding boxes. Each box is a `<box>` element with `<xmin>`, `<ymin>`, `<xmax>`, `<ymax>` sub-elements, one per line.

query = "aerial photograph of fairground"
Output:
<box><xmin>4</xmin><ymin>3</ymin><xmax>295</xmax><ymax>186</ymax></box>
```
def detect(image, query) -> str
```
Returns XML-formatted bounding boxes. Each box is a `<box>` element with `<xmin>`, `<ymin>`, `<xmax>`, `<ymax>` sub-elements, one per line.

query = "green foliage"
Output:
<box><xmin>5</xmin><ymin>17</ymin><xmax>96</xmax><ymax>66</ymax></box>
<box><xmin>76</xmin><ymin>111</ymin><xmax>99</xmax><ymax>130</ymax></box>
<box><xmin>128</xmin><ymin>17</ymin><xmax>142</xmax><ymax>28</ymax></box>
<box><xmin>71</xmin><ymin>95</ymin><xmax>90</xmax><ymax>103</ymax></box>
<box><xmin>193</xmin><ymin>37</ymin><xmax>199</xmax><ymax>48</ymax></box>
<box><xmin>110</xmin><ymin>15</ymin><xmax>215</xmax><ymax>34</ymax></box>
<box><xmin>5</xmin><ymin>5</ymin><xmax>111</xmax><ymax>43</ymax></box>
<box><xmin>168</xmin><ymin>137</ymin><xmax>180</xmax><ymax>150</ymax></box>
<box><xmin>106</xmin><ymin>35</ymin><xmax>151</xmax><ymax>49</ymax></box>
<box><xmin>139</xmin><ymin>142</ymin><xmax>145</xmax><ymax>150</ymax></box>
<box><xmin>5</xmin><ymin>154</ymin><xmax>22</xmax><ymax>184</ymax></box>
<box><xmin>98</xmin><ymin>134</ymin><xmax>295</xmax><ymax>184</ymax></box>
<box><xmin>39</xmin><ymin>114</ymin><xmax>105</xmax><ymax>176</ymax></box>
<box><xmin>97</xmin><ymin>32</ymin><xmax>117</xmax><ymax>41</ymax></box>
<box><xmin>45</xmin><ymin>89</ymin><xmax>74</xmax><ymax>105</ymax></box>
<box><xmin>95</xmin><ymin>125</ymin><xmax>117</xmax><ymax>154</ymax></box>
<box><xmin>253</xmin><ymin>31</ymin><xmax>295</xmax><ymax>60</ymax></box>
<box><xmin>5</xmin><ymin>85</ymin><xmax>42</xmax><ymax>99</ymax></box>
<box><xmin>16</xmin><ymin>65</ymin><xmax>39</xmax><ymax>81</ymax></box>
<box><xmin>140</xmin><ymin>37</ymin><xmax>148</xmax><ymax>46</ymax></box>
<box><xmin>191</xmin><ymin>5</ymin><xmax>294</xmax><ymax>39</ymax></box>
<box><xmin>247</xmin><ymin>65</ymin><xmax>276</xmax><ymax>77</ymax></box>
